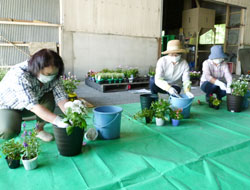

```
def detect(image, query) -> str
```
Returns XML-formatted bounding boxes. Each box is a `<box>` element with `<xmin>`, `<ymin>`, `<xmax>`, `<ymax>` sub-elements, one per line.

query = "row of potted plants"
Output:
<box><xmin>0</xmin><ymin>123</ymin><xmax>40</xmax><ymax>170</ymax></box>
<box><xmin>87</xmin><ymin>67</ymin><xmax>140</xmax><ymax>84</ymax></box>
<box><xmin>134</xmin><ymin>99</ymin><xmax>184</xmax><ymax>127</ymax></box>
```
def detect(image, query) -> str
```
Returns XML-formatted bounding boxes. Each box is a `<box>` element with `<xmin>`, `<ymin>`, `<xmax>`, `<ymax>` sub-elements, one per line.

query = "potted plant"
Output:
<box><xmin>212</xmin><ymin>98</ymin><xmax>221</xmax><ymax>110</ymax></box>
<box><xmin>148</xmin><ymin>66</ymin><xmax>155</xmax><ymax>79</ymax></box>
<box><xmin>134</xmin><ymin>108</ymin><xmax>154</xmax><ymax>124</ymax></box>
<box><xmin>208</xmin><ymin>95</ymin><xmax>215</xmax><ymax>108</ymax></box>
<box><xmin>151</xmin><ymin>99</ymin><xmax>171</xmax><ymax>126</ymax></box>
<box><xmin>61</xmin><ymin>72</ymin><xmax>80</xmax><ymax>101</ymax></box>
<box><xmin>0</xmin><ymin>139</ymin><xmax>23</xmax><ymax>169</ymax></box>
<box><xmin>21</xmin><ymin>123</ymin><xmax>40</xmax><ymax>170</ymax></box>
<box><xmin>170</xmin><ymin>108</ymin><xmax>183</xmax><ymax>126</ymax></box>
<box><xmin>227</xmin><ymin>79</ymin><xmax>249</xmax><ymax>112</ymax></box>
<box><xmin>189</xmin><ymin>71</ymin><xmax>201</xmax><ymax>86</ymax></box>
<box><xmin>53</xmin><ymin>100</ymin><xmax>88</xmax><ymax>156</ymax></box>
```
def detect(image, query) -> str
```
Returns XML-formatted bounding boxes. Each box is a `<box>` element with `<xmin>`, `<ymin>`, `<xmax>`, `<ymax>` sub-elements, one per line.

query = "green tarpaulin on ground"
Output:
<box><xmin>1</xmin><ymin>96</ymin><xmax>250</xmax><ymax>190</ymax></box>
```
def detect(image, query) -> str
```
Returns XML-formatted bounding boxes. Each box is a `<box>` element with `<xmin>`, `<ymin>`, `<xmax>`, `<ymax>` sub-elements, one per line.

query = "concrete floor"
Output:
<box><xmin>76</xmin><ymin>81</ymin><xmax>205</xmax><ymax>107</ymax></box>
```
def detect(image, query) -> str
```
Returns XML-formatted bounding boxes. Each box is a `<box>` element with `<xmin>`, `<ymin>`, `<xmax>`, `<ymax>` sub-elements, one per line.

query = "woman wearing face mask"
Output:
<box><xmin>200</xmin><ymin>45</ymin><xmax>232</xmax><ymax>102</ymax></box>
<box><xmin>150</xmin><ymin>40</ymin><xmax>194</xmax><ymax>98</ymax></box>
<box><xmin>0</xmin><ymin>49</ymin><xmax>70</xmax><ymax>141</ymax></box>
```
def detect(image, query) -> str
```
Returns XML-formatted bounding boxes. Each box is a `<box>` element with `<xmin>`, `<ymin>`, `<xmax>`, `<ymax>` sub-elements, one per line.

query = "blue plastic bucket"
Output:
<box><xmin>242</xmin><ymin>90</ymin><xmax>250</xmax><ymax>110</ymax></box>
<box><xmin>169</xmin><ymin>94</ymin><xmax>194</xmax><ymax>118</ymax></box>
<box><xmin>93</xmin><ymin>106</ymin><xmax>123</xmax><ymax>140</ymax></box>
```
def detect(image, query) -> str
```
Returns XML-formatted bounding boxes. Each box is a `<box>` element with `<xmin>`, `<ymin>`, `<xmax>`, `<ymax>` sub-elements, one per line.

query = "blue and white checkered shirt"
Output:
<box><xmin>0</xmin><ymin>61</ymin><xmax>67</xmax><ymax>110</ymax></box>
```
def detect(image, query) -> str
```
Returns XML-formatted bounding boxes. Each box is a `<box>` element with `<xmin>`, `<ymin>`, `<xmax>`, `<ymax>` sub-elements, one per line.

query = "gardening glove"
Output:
<box><xmin>186</xmin><ymin>91</ymin><xmax>194</xmax><ymax>98</ymax></box>
<box><xmin>226</xmin><ymin>87</ymin><xmax>231</xmax><ymax>94</ymax></box>
<box><xmin>168</xmin><ymin>87</ymin><xmax>179</xmax><ymax>97</ymax></box>
<box><xmin>52</xmin><ymin>116</ymin><xmax>69</xmax><ymax>128</ymax></box>
<box><xmin>214</xmin><ymin>80</ymin><xmax>227</xmax><ymax>91</ymax></box>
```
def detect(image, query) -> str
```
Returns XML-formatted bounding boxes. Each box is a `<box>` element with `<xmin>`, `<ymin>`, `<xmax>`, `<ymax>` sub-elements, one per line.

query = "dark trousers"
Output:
<box><xmin>200</xmin><ymin>81</ymin><xmax>226</xmax><ymax>100</ymax></box>
<box><xmin>150</xmin><ymin>77</ymin><xmax>181</xmax><ymax>95</ymax></box>
<box><xmin>0</xmin><ymin>92</ymin><xmax>55</xmax><ymax>140</ymax></box>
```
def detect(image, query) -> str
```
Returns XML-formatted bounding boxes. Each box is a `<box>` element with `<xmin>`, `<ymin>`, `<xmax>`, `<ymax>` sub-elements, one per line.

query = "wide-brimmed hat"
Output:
<box><xmin>209</xmin><ymin>45</ymin><xmax>227</xmax><ymax>59</ymax></box>
<box><xmin>162</xmin><ymin>40</ymin><xmax>186</xmax><ymax>55</ymax></box>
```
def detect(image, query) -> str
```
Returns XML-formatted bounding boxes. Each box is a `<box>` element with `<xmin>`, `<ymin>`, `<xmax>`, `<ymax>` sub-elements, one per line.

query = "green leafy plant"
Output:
<box><xmin>0</xmin><ymin>139</ymin><xmax>23</xmax><ymax>161</ymax></box>
<box><xmin>63</xmin><ymin>100</ymin><xmax>88</xmax><ymax>135</ymax></box>
<box><xmin>148</xmin><ymin>66</ymin><xmax>156</xmax><ymax>77</ymax></box>
<box><xmin>230</xmin><ymin>79</ymin><xmax>249</xmax><ymax>97</ymax></box>
<box><xmin>151</xmin><ymin>99</ymin><xmax>171</xmax><ymax>120</ymax></box>
<box><xmin>212</xmin><ymin>98</ymin><xmax>221</xmax><ymax>106</ymax></box>
<box><xmin>133</xmin><ymin>108</ymin><xmax>154</xmax><ymax>123</ymax></box>
<box><xmin>170</xmin><ymin>109</ymin><xmax>183</xmax><ymax>120</ymax></box>
<box><xmin>0</xmin><ymin>68</ymin><xmax>9</xmax><ymax>82</ymax></box>
<box><xmin>21</xmin><ymin>123</ymin><xmax>40</xmax><ymax>160</ymax></box>
<box><xmin>61</xmin><ymin>72</ymin><xmax>80</xmax><ymax>94</ymax></box>
<box><xmin>189</xmin><ymin>71</ymin><xmax>201</xmax><ymax>80</ymax></box>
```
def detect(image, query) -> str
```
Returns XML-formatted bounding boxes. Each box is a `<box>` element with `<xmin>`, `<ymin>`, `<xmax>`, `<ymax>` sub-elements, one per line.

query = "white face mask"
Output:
<box><xmin>169</xmin><ymin>55</ymin><xmax>181</xmax><ymax>63</ymax></box>
<box><xmin>37</xmin><ymin>74</ymin><xmax>56</xmax><ymax>83</ymax></box>
<box><xmin>213</xmin><ymin>59</ymin><xmax>224</xmax><ymax>64</ymax></box>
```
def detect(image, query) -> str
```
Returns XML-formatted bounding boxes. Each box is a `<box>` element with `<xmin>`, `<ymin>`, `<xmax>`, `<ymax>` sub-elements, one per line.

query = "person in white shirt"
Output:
<box><xmin>150</xmin><ymin>40</ymin><xmax>194</xmax><ymax>98</ymax></box>
<box><xmin>200</xmin><ymin>45</ymin><xmax>232</xmax><ymax>102</ymax></box>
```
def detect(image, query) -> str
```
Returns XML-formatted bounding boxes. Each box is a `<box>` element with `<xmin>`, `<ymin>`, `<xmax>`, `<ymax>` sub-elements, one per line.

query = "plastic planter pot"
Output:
<box><xmin>214</xmin><ymin>105</ymin><xmax>220</xmax><ymax>110</ymax></box>
<box><xmin>227</xmin><ymin>94</ymin><xmax>244</xmax><ymax>112</ymax></box>
<box><xmin>172</xmin><ymin>119</ymin><xmax>180</xmax><ymax>126</ymax></box>
<box><xmin>5</xmin><ymin>157</ymin><xmax>20</xmax><ymax>169</ymax></box>
<box><xmin>53</xmin><ymin>126</ymin><xmax>84</xmax><ymax>156</ymax></box>
<box><xmin>155</xmin><ymin>118</ymin><xmax>165</xmax><ymax>126</ymax></box>
<box><xmin>22</xmin><ymin>156</ymin><xmax>38</xmax><ymax>170</ymax></box>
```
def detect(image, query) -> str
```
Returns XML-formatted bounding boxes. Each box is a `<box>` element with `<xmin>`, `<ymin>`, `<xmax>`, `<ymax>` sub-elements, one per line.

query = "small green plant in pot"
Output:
<box><xmin>170</xmin><ymin>108</ymin><xmax>183</xmax><ymax>126</ymax></box>
<box><xmin>134</xmin><ymin>108</ymin><xmax>154</xmax><ymax>124</ymax></box>
<box><xmin>54</xmin><ymin>100</ymin><xmax>88</xmax><ymax>156</ymax></box>
<box><xmin>61</xmin><ymin>72</ymin><xmax>80</xmax><ymax>101</ymax></box>
<box><xmin>0</xmin><ymin>139</ymin><xmax>23</xmax><ymax>169</ymax></box>
<box><xmin>227</xmin><ymin>79</ymin><xmax>249</xmax><ymax>112</ymax></box>
<box><xmin>212</xmin><ymin>98</ymin><xmax>221</xmax><ymax>110</ymax></box>
<box><xmin>151</xmin><ymin>99</ymin><xmax>171</xmax><ymax>126</ymax></box>
<box><xmin>21</xmin><ymin>123</ymin><xmax>40</xmax><ymax>170</ymax></box>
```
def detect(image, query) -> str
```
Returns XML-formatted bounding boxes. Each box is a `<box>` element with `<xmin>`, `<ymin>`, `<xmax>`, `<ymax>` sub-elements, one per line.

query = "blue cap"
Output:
<box><xmin>208</xmin><ymin>45</ymin><xmax>227</xmax><ymax>59</ymax></box>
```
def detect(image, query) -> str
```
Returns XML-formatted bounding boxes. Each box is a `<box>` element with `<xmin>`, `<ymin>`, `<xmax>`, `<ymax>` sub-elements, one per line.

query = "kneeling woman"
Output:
<box><xmin>0</xmin><ymin>49</ymin><xmax>70</xmax><ymax>141</ymax></box>
<box><xmin>200</xmin><ymin>45</ymin><xmax>232</xmax><ymax>102</ymax></box>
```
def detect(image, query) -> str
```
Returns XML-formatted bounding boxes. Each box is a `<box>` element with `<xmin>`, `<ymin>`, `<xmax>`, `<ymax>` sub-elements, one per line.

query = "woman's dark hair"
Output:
<box><xmin>28</xmin><ymin>49</ymin><xmax>64</xmax><ymax>79</ymax></box>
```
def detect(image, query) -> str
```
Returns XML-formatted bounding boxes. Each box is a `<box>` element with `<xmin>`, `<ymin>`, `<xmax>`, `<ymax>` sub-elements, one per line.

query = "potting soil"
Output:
<box><xmin>0</xmin><ymin>96</ymin><xmax>250</xmax><ymax>190</ymax></box>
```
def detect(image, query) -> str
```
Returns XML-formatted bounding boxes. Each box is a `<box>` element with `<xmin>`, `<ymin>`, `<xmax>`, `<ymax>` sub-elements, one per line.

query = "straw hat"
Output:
<box><xmin>162</xmin><ymin>40</ymin><xmax>186</xmax><ymax>55</ymax></box>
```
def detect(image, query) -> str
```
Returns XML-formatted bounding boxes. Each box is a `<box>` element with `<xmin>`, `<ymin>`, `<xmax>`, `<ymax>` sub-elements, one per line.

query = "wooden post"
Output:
<box><xmin>224</xmin><ymin>5</ymin><xmax>230</xmax><ymax>52</ymax></box>
<box><xmin>195</xmin><ymin>30</ymin><xmax>200</xmax><ymax>70</ymax></box>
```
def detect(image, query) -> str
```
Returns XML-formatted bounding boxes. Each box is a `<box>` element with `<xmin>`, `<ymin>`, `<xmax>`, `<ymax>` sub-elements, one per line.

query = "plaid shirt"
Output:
<box><xmin>0</xmin><ymin>61</ymin><xmax>67</xmax><ymax>110</ymax></box>
<box><xmin>200</xmin><ymin>59</ymin><xmax>232</xmax><ymax>86</ymax></box>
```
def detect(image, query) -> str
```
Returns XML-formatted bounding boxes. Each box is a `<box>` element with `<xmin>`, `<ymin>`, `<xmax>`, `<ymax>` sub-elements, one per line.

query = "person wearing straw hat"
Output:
<box><xmin>150</xmin><ymin>40</ymin><xmax>194</xmax><ymax>98</ymax></box>
<box><xmin>200</xmin><ymin>45</ymin><xmax>232</xmax><ymax>102</ymax></box>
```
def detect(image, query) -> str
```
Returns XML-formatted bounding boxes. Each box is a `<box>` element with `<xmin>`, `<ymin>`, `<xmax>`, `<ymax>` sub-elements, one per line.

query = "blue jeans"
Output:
<box><xmin>150</xmin><ymin>77</ymin><xmax>181</xmax><ymax>95</ymax></box>
<box><xmin>200</xmin><ymin>81</ymin><xmax>226</xmax><ymax>100</ymax></box>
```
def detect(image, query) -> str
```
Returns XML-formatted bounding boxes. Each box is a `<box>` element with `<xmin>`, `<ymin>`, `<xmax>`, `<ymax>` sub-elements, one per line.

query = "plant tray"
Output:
<box><xmin>85</xmin><ymin>78</ymin><xmax>149</xmax><ymax>93</ymax></box>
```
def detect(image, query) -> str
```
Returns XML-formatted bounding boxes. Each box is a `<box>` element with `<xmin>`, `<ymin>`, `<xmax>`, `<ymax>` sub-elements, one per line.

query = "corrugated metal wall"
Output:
<box><xmin>0</xmin><ymin>0</ymin><xmax>60</xmax><ymax>66</ymax></box>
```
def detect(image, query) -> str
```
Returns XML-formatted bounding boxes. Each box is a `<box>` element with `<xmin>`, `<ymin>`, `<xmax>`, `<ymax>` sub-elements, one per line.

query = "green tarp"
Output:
<box><xmin>1</xmin><ymin>96</ymin><xmax>250</xmax><ymax>190</ymax></box>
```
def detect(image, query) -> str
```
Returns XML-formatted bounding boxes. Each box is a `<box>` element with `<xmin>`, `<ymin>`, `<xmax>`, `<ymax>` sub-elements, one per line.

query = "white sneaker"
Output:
<box><xmin>36</xmin><ymin>130</ymin><xmax>54</xmax><ymax>142</ymax></box>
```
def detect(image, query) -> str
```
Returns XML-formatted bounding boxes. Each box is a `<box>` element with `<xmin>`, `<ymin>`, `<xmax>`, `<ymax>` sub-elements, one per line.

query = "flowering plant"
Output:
<box><xmin>61</xmin><ymin>72</ymin><xmax>80</xmax><ymax>94</ymax></box>
<box><xmin>21</xmin><ymin>123</ymin><xmax>40</xmax><ymax>160</ymax></box>
<box><xmin>0</xmin><ymin>139</ymin><xmax>23</xmax><ymax>161</ymax></box>
<box><xmin>87</xmin><ymin>70</ymin><xmax>97</xmax><ymax>78</ymax></box>
<box><xmin>230</xmin><ymin>79</ymin><xmax>249</xmax><ymax>97</ymax></box>
<box><xmin>189</xmin><ymin>71</ymin><xmax>201</xmax><ymax>79</ymax></box>
<box><xmin>151</xmin><ymin>99</ymin><xmax>171</xmax><ymax>120</ymax></box>
<box><xmin>170</xmin><ymin>109</ymin><xmax>183</xmax><ymax>120</ymax></box>
<box><xmin>63</xmin><ymin>100</ymin><xmax>88</xmax><ymax>135</ymax></box>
